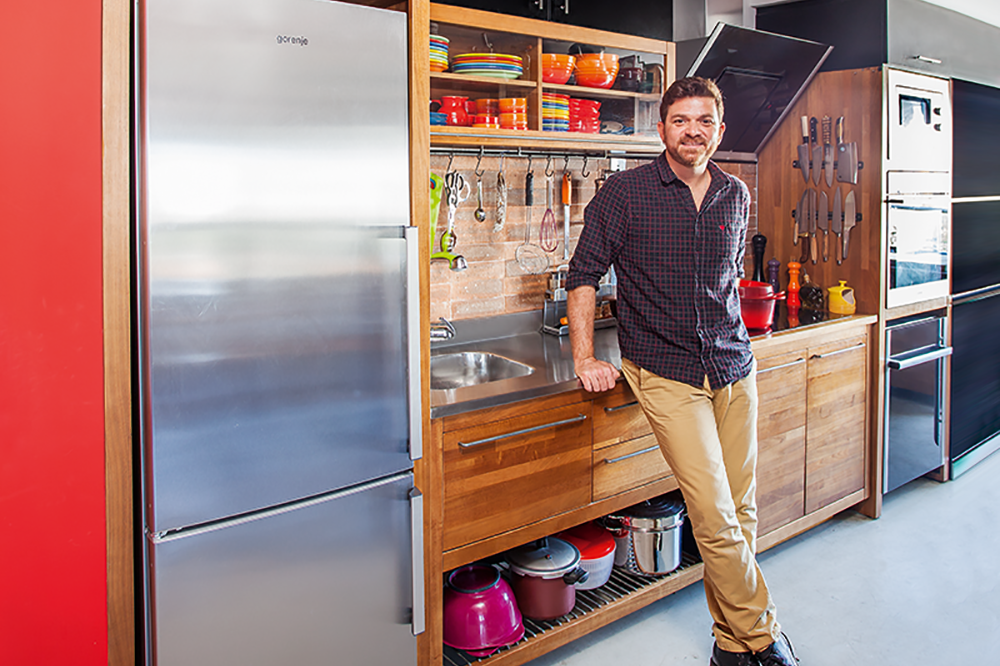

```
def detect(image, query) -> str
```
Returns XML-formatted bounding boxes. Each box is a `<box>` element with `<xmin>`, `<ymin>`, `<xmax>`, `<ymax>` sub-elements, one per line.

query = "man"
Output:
<box><xmin>566</xmin><ymin>77</ymin><xmax>798</xmax><ymax>666</ymax></box>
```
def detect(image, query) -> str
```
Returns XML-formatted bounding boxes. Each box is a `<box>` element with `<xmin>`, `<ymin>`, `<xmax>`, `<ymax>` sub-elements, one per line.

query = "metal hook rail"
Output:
<box><xmin>430</xmin><ymin>146</ymin><xmax>657</xmax><ymax>164</ymax></box>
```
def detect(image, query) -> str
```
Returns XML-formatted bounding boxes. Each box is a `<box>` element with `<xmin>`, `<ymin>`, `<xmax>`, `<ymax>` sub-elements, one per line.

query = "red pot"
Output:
<box><xmin>738</xmin><ymin>279</ymin><xmax>785</xmax><ymax>330</ymax></box>
<box><xmin>506</xmin><ymin>538</ymin><xmax>588</xmax><ymax>621</ymax></box>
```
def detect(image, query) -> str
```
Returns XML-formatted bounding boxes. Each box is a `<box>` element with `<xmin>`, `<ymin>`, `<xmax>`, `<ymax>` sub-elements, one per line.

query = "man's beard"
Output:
<box><xmin>667</xmin><ymin>136</ymin><xmax>714</xmax><ymax>168</ymax></box>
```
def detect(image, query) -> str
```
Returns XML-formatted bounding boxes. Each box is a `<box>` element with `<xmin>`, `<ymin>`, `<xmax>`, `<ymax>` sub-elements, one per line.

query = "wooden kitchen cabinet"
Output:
<box><xmin>428</xmin><ymin>3</ymin><xmax>674</xmax><ymax>153</ymax></box>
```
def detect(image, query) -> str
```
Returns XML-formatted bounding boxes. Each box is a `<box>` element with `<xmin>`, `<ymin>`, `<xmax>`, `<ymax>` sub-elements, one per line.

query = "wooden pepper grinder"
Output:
<box><xmin>767</xmin><ymin>258</ymin><xmax>781</xmax><ymax>294</ymax></box>
<box><xmin>751</xmin><ymin>234</ymin><xmax>767</xmax><ymax>282</ymax></box>
<box><xmin>787</xmin><ymin>261</ymin><xmax>802</xmax><ymax>309</ymax></box>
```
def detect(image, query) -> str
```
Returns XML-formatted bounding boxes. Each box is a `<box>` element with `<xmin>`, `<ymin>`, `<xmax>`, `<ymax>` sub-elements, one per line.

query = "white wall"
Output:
<box><xmin>743</xmin><ymin>0</ymin><xmax>1000</xmax><ymax>29</ymax></box>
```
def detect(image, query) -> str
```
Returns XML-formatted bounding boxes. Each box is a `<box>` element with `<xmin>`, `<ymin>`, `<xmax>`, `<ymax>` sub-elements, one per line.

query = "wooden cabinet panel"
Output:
<box><xmin>442</xmin><ymin>402</ymin><xmax>593</xmax><ymax>550</ymax></box>
<box><xmin>591</xmin><ymin>383</ymin><xmax>651</xmax><ymax>450</ymax></box>
<box><xmin>592</xmin><ymin>433</ymin><xmax>671</xmax><ymax>501</ymax></box>
<box><xmin>805</xmin><ymin>335</ymin><xmax>868</xmax><ymax>513</ymax></box>
<box><xmin>755</xmin><ymin>351</ymin><xmax>807</xmax><ymax>535</ymax></box>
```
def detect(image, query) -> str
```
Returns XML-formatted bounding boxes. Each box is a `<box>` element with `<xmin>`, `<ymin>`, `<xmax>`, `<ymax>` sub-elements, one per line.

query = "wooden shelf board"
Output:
<box><xmin>430</xmin><ymin>126</ymin><xmax>663</xmax><ymax>153</ymax></box>
<box><xmin>544</xmin><ymin>82</ymin><xmax>660</xmax><ymax>101</ymax></box>
<box><xmin>431</xmin><ymin>71</ymin><xmax>538</xmax><ymax>89</ymax></box>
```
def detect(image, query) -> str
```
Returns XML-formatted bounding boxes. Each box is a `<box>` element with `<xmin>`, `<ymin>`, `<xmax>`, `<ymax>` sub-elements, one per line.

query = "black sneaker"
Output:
<box><xmin>754</xmin><ymin>633</ymin><xmax>799</xmax><ymax>666</ymax></box>
<box><xmin>710</xmin><ymin>641</ymin><xmax>757</xmax><ymax>666</ymax></box>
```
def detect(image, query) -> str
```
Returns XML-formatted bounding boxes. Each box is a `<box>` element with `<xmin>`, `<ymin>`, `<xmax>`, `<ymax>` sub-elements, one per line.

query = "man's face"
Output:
<box><xmin>657</xmin><ymin>96</ymin><xmax>726</xmax><ymax>168</ymax></box>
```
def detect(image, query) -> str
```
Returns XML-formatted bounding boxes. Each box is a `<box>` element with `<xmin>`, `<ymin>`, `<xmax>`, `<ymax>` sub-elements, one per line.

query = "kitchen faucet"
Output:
<box><xmin>430</xmin><ymin>317</ymin><xmax>456</xmax><ymax>341</ymax></box>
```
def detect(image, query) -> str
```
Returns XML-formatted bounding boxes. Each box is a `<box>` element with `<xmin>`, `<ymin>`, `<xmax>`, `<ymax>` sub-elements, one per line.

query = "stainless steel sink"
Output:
<box><xmin>430</xmin><ymin>351</ymin><xmax>534</xmax><ymax>390</ymax></box>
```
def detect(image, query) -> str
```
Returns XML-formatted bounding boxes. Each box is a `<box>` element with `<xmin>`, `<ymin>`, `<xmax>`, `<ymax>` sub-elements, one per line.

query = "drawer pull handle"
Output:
<box><xmin>757</xmin><ymin>357</ymin><xmax>805</xmax><ymax>374</ymax></box>
<box><xmin>604</xmin><ymin>444</ymin><xmax>660</xmax><ymax>464</ymax></box>
<box><xmin>458</xmin><ymin>414</ymin><xmax>588</xmax><ymax>448</ymax></box>
<box><xmin>604</xmin><ymin>400</ymin><xmax>640</xmax><ymax>413</ymax></box>
<box><xmin>810</xmin><ymin>342</ymin><xmax>866</xmax><ymax>360</ymax></box>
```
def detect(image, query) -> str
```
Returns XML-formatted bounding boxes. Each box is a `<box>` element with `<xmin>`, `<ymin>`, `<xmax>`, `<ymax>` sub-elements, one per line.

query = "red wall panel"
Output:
<box><xmin>0</xmin><ymin>2</ymin><xmax>108</xmax><ymax>664</ymax></box>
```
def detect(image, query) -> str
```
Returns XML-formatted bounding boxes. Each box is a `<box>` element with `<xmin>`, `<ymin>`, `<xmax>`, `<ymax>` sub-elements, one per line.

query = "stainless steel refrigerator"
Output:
<box><xmin>135</xmin><ymin>1</ymin><xmax>423</xmax><ymax>664</ymax></box>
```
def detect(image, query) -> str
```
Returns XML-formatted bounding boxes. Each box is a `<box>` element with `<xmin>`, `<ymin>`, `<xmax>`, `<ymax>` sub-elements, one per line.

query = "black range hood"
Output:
<box><xmin>676</xmin><ymin>23</ymin><xmax>832</xmax><ymax>159</ymax></box>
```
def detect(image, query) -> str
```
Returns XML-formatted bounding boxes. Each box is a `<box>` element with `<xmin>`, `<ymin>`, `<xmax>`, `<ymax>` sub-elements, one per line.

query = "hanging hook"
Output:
<box><xmin>482</xmin><ymin>32</ymin><xmax>494</xmax><ymax>53</ymax></box>
<box><xmin>563</xmin><ymin>154</ymin><xmax>571</xmax><ymax>173</ymax></box>
<box><xmin>474</xmin><ymin>147</ymin><xmax>485</xmax><ymax>178</ymax></box>
<box><xmin>499</xmin><ymin>153</ymin><xmax>505</xmax><ymax>172</ymax></box>
<box><xmin>581</xmin><ymin>155</ymin><xmax>590</xmax><ymax>178</ymax></box>
<box><xmin>447</xmin><ymin>152</ymin><xmax>455</xmax><ymax>173</ymax></box>
<box><xmin>526</xmin><ymin>154</ymin><xmax>533</xmax><ymax>175</ymax></box>
<box><xmin>545</xmin><ymin>155</ymin><xmax>554</xmax><ymax>178</ymax></box>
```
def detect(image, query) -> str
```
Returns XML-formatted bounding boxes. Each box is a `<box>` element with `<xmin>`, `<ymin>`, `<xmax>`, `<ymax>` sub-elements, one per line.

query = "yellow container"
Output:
<box><xmin>827</xmin><ymin>280</ymin><xmax>856</xmax><ymax>314</ymax></box>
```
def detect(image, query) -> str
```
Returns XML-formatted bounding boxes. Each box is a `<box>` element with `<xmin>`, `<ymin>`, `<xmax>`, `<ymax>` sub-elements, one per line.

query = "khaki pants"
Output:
<box><xmin>621</xmin><ymin>358</ymin><xmax>779</xmax><ymax>653</ymax></box>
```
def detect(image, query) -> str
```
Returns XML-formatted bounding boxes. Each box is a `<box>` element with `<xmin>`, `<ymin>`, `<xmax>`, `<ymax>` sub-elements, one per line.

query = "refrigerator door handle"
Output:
<box><xmin>405</xmin><ymin>226</ymin><xmax>423</xmax><ymax>461</ymax></box>
<box><xmin>410</xmin><ymin>487</ymin><xmax>425</xmax><ymax>636</ymax></box>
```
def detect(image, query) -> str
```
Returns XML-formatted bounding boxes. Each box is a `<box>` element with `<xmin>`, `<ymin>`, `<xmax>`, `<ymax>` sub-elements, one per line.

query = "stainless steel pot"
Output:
<box><xmin>505</xmin><ymin>537</ymin><xmax>588</xmax><ymax>621</ymax></box>
<box><xmin>603</xmin><ymin>493</ymin><xmax>685</xmax><ymax>576</ymax></box>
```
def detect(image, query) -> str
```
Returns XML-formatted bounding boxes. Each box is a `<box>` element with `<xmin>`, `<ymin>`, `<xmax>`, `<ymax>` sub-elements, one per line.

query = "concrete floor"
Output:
<box><xmin>525</xmin><ymin>449</ymin><xmax>1000</xmax><ymax>666</ymax></box>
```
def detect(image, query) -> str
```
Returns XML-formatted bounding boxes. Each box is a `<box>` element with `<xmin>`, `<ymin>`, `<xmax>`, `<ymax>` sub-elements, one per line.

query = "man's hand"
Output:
<box><xmin>574</xmin><ymin>356</ymin><xmax>620</xmax><ymax>393</ymax></box>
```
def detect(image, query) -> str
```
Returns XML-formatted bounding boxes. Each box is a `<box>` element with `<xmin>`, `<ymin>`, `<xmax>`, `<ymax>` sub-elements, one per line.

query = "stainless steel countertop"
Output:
<box><xmin>429</xmin><ymin>308</ymin><xmax>871</xmax><ymax>419</ymax></box>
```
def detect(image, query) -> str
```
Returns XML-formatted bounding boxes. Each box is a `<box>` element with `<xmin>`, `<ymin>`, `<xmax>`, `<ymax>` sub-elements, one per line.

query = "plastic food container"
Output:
<box><xmin>603</xmin><ymin>492</ymin><xmax>686</xmax><ymax>576</ymax></box>
<box><xmin>556</xmin><ymin>521</ymin><xmax>616</xmax><ymax>589</ymax></box>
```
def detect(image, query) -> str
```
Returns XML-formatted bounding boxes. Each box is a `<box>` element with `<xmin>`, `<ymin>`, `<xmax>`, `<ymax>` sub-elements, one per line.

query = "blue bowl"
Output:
<box><xmin>430</xmin><ymin>112</ymin><xmax>448</xmax><ymax>126</ymax></box>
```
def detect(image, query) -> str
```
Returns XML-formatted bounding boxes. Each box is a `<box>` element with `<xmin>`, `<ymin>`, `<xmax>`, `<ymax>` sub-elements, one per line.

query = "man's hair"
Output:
<box><xmin>659</xmin><ymin>76</ymin><xmax>725</xmax><ymax>123</ymax></box>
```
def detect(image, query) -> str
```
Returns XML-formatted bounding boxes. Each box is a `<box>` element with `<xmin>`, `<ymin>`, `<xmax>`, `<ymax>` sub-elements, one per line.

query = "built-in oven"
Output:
<box><xmin>883</xmin><ymin>312</ymin><xmax>952</xmax><ymax>493</ymax></box>
<box><xmin>885</xmin><ymin>68</ymin><xmax>951</xmax><ymax>173</ymax></box>
<box><xmin>884</xmin><ymin>189</ymin><xmax>950</xmax><ymax>308</ymax></box>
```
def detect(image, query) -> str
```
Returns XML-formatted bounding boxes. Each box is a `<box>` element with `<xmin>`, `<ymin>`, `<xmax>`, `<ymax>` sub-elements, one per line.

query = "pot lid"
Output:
<box><xmin>607</xmin><ymin>492</ymin><xmax>686</xmax><ymax>530</ymax></box>
<box><xmin>506</xmin><ymin>537</ymin><xmax>580</xmax><ymax>578</ymax></box>
<box><xmin>557</xmin><ymin>521</ymin><xmax>615</xmax><ymax>559</ymax></box>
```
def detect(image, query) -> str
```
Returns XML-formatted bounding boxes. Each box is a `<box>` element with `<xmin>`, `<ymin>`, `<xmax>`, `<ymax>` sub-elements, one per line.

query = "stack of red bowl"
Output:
<box><xmin>569</xmin><ymin>98</ymin><xmax>601</xmax><ymax>133</ymax></box>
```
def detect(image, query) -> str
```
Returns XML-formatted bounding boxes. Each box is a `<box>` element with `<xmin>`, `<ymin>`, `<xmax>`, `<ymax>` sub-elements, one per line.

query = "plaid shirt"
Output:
<box><xmin>567</xmin><ymin>153</ymin><xmax>753</xmax><ymax>389</ymax></box>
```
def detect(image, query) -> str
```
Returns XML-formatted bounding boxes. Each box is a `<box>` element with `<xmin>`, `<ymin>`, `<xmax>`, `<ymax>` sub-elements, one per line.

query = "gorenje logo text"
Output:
<box><xmin>276</xmin><ymin>35</ymin><xmax>308</xmax><ymax>46</ymax></box>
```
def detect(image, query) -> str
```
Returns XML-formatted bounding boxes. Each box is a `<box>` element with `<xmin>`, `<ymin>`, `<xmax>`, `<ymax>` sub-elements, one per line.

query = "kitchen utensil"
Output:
<box><xmin>786</xmin><ymin>261</ymin><xmax>801</xmax><ymax>309</ymax></box>
<box><xmin>810</xmin><ymin>116</ymin><xmax>821</xmax><ymax>185</ymax></box>
<box><xmin>506</xmin><ymin>537</ymin><xmax>588</xmax><ymax>621</ymax></box>
<box><xmin>540</xmin><ymin>173</ymin><xmax>558</xmax><ymax>252</ymax></box>
<box><xmin>603</xmin><ymin>492</ymin><xmax>686</xmax><ymax>576</ymax></box>
<box><xmin>561</xmin><ymin>170</ymin><xmax>572</xmax><ymax>263</ymax></box>
<box><xmin>796</xmin><ymin>116</ymin><xmax>810</xmax><ymax>183</ymax></box>
<box><xmin>817</xmin><ymin>189</ymin><xmax>829</xmax><ymax>262</ymax></box>
<box><xmin>556</xmin><ymin>522</ymin><xmax>616</xmax><ymax>590</ymax></box>
<box><xmin>432</xmin><ymin>169</ymin><xmax>469</xmax><ymax>271</ymax></box>
<box><xmin>442</xmin><ymin>564</ymin><xmax>524</xmax><ymax>657</ymax></box>
<box><xmin>828</xmin><ymin>280</ymin><xmax>856</xmax><ymax>314</ymax></box>
<box><xmin>434</xmin><ymin>96</ymin><xmax>470</xmax><ymax>126</ymax></box>
<box><xmin>474</xmin><ymin>171</ymin><xmax>486</xmax><ymax>222</ymax></box>
<box><xmin>429</xmin><ymin>172</ymin><xmax>445</xmax><ymax>246</ymax></box>
<box><xmin>822</xmin><ymin>115</ymin><xmax>834</xmax><ymax>187</ymax></box>
<box><xmin>794</xmin><ymin>188</ymin><xmax>807</xmax><ymax>245</ymax></box>
<box><xmin>737</xmin><ymin>279</ymin><xmax>787</xmax><ymax>330</ymax></box>
<box><xmin>516</xmin><ymin>169</ymin><xmax>549</xmax><ymax>274</ymax></box>
<box><xmin>495</xmin><ymin>157</ymin><xmax>507</xmax><ymax>232</ymax></box>
<box><xmin>836</xmin><ymin>116</ymin><xmax>859</xmax><ymax>184</ymax></box>
<box><xmin>751</xmin><ymin>233</ymin><xmax>767</xmax><ymax>282</ymax></box>
<box><xmin>832</xmin><ymin>186</ymin><xmax>843</xmax><ymax>264</ymax></box>
<box><xmin>767</xmin><ymin>258</ymin><xmax>781</xmax><ymax>295</ymax></box>
<box><xmin>843</xmin><ymin>189</ymin><xmax>857</xmax><ymax>260</ymax></box>
<box><xmin>808</xmin><ymin>188</ymin><xmax>818</xmax><ymax>264</ymax></box>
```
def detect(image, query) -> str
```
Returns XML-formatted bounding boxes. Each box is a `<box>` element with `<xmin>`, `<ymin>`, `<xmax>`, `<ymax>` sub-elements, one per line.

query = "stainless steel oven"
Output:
<box><xmin>883</xmin><ymin>312</ymin><xmax>952</xmax><ymax>493</ymax></box>
<box><xmin>885</xmin><ymin>190</ymin><xmax>950</xmax><ymax>308</ymax></box>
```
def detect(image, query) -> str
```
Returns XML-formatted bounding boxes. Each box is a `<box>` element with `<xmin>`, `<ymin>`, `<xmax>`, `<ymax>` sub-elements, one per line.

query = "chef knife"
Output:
<box><xmin>822</xmin><ymin>116</ymin><xmax>834</xmax><ymax>187</ymax></box>
<box><xmin>818</xmin><ymin>189</ymin><xmax>829</xmax><ymax>262</ymax></box>
<box><xmin>794</xmin><ymin>187</ymin><xmax>808</xmax><ymax>245</ymax></box>
<box><xmin>836</xmin><ymin>117</ymin><xmax>859</xmax><ymax>184</ymax></box>
<box><xmin>808</xmin><ymin>187</ymin><xmax>818</xmax><ymax>264</ymax></box>
<box><xmin>796</xmin><ymin>116</ymin><xmax>810</xmax><ymax>183</ymax></box>
<box><xmin>842</xmin><ymin>189</ymin><xmax>857</xmax><ymax>261</ymax></box>
<box><xmin>832</xmin><ymin>187</ymin><xmax>843</xmax><ymax>265</ymax></box>
<box><xmin>810</xmin><ymin>117</ymin><xmax>821</xmax><ymax>185</ymax></box>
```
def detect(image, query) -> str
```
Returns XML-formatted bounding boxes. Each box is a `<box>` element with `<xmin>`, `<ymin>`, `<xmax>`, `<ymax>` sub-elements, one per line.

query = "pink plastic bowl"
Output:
<box><xmin>443</xmin><ymin>565</ymin><xmax>525</xmax><ymax>656</ymax></box>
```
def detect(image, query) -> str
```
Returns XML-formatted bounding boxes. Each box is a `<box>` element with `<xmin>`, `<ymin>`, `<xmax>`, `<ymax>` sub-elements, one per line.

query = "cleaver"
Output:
<box><xmin>796</xmin><ymin>116</ymin><xmax>810</xmax><ymax>183</ymax></box>
<box><xmin>822</xmin><ymin>116</ymin><xmax>834</xmax><ymax>187</ymax></box>
<box><xmin>836</xmin><ymin>117</ymin><xmax>859</xmax><ymax>184</ymax></box>
<box><xmin>842</xmin><ymin>189</ymin><xmax>857</xmax><ymax>261</ymax></box>
<box><xmin>818</xmin><ymin>189</ymin><xmax>829</xmax><ymax>262</ymax></box>
<box><xmin>832</xmin><ymin>187</ymin><xmax>843</xmax><ymax>265</ymax></box>
<box><xmin>811</xmin><ymin>117</ymin><xmax>822</xmax><ymax>185</ymax></box>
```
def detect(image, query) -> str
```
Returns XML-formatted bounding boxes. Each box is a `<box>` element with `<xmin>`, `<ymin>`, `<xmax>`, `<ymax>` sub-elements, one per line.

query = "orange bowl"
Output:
<box><xmin>476</xmin><ymin>98</ymin><xmax>499</xmax><ymax>114</ymax></box>
<box><xmin>575</xmin><ymin>71</ymin><xmax>617</xmax><ymax>89</ymax></box>
<box><xmin>499</xmin><ymin>98</ymin><xmax>527</xmax><ymax>113</ymax></box>
<box><xmin>576</xmin><ymin>52</ymin><xmax>619</xmax><ymax>67</ymax></box>
<box><xmin>542</xmin><ymin>53</ymin><xmax>576</xmax><ymax>68</ymax></box>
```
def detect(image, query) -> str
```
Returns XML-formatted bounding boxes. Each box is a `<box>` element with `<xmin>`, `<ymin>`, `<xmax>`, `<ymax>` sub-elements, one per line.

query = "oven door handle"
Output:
<box><xmin>887</xmin><ymin>346</ymin><xmax>952</xmax><ymax>370</ymax></box>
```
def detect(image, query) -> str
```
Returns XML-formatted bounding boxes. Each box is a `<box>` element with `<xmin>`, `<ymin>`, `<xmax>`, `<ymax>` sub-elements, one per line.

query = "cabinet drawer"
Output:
<box><xmin>442</xmin><ymin>402</ymin><xmax>593</xmax><ymax>551</ymax></box>
<box><xmin>592</xmin><ymin>433</ymin><xmax>671</xmax><ymax>501</ymax></box>
<box><xmin>592</xmin><ymin>384</ymin><xmax>652</xmax><ymax>450</ymax></box>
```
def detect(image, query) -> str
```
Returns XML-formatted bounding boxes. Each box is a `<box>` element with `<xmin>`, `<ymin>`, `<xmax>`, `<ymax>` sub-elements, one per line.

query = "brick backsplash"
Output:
<box><xmin>429</xmin><ymin>153</ymin><xmax>757</xmax><ymax>321</ymax></box>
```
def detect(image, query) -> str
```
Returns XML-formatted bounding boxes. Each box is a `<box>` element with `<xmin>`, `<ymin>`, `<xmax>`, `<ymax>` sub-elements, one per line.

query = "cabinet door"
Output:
<box><xmin>805</xmin><ymin>335</ymin><xmax>868</xmax><ymax>513</ymax></box>
<box><xmin>592</xmin><ymin>433</ymin><xmax>672</xmax><ymax>501</ymax></box>
<box><xmin>755</xmin><ymin>351</ymin><xmax>807</xmax><ymax>536</ymax></box>
<box><xmin>546</xmin><ymin>0</ymin><xmax>672</xmax><ymax>41</ymax></box>
<box><xmin>591</xmin><ymin>383</ymin><xmax>652</xmax><ymax>450</ymax></box>
<box><xmin>442</xmin><ymin>402</ymin><xmax>592</xmax><ymax>550</ymax></box>
<box><xmin>432</xmin><ymin>0</ymin><xmax>546</xmax><ymax>21</ymax></box>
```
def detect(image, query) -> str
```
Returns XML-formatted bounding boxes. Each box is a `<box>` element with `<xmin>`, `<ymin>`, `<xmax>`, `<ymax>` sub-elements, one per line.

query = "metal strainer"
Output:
<box><xmin>515</xmin><ymin>164</ymin><xmax>549</xmax><ymax>274</ymax></box>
